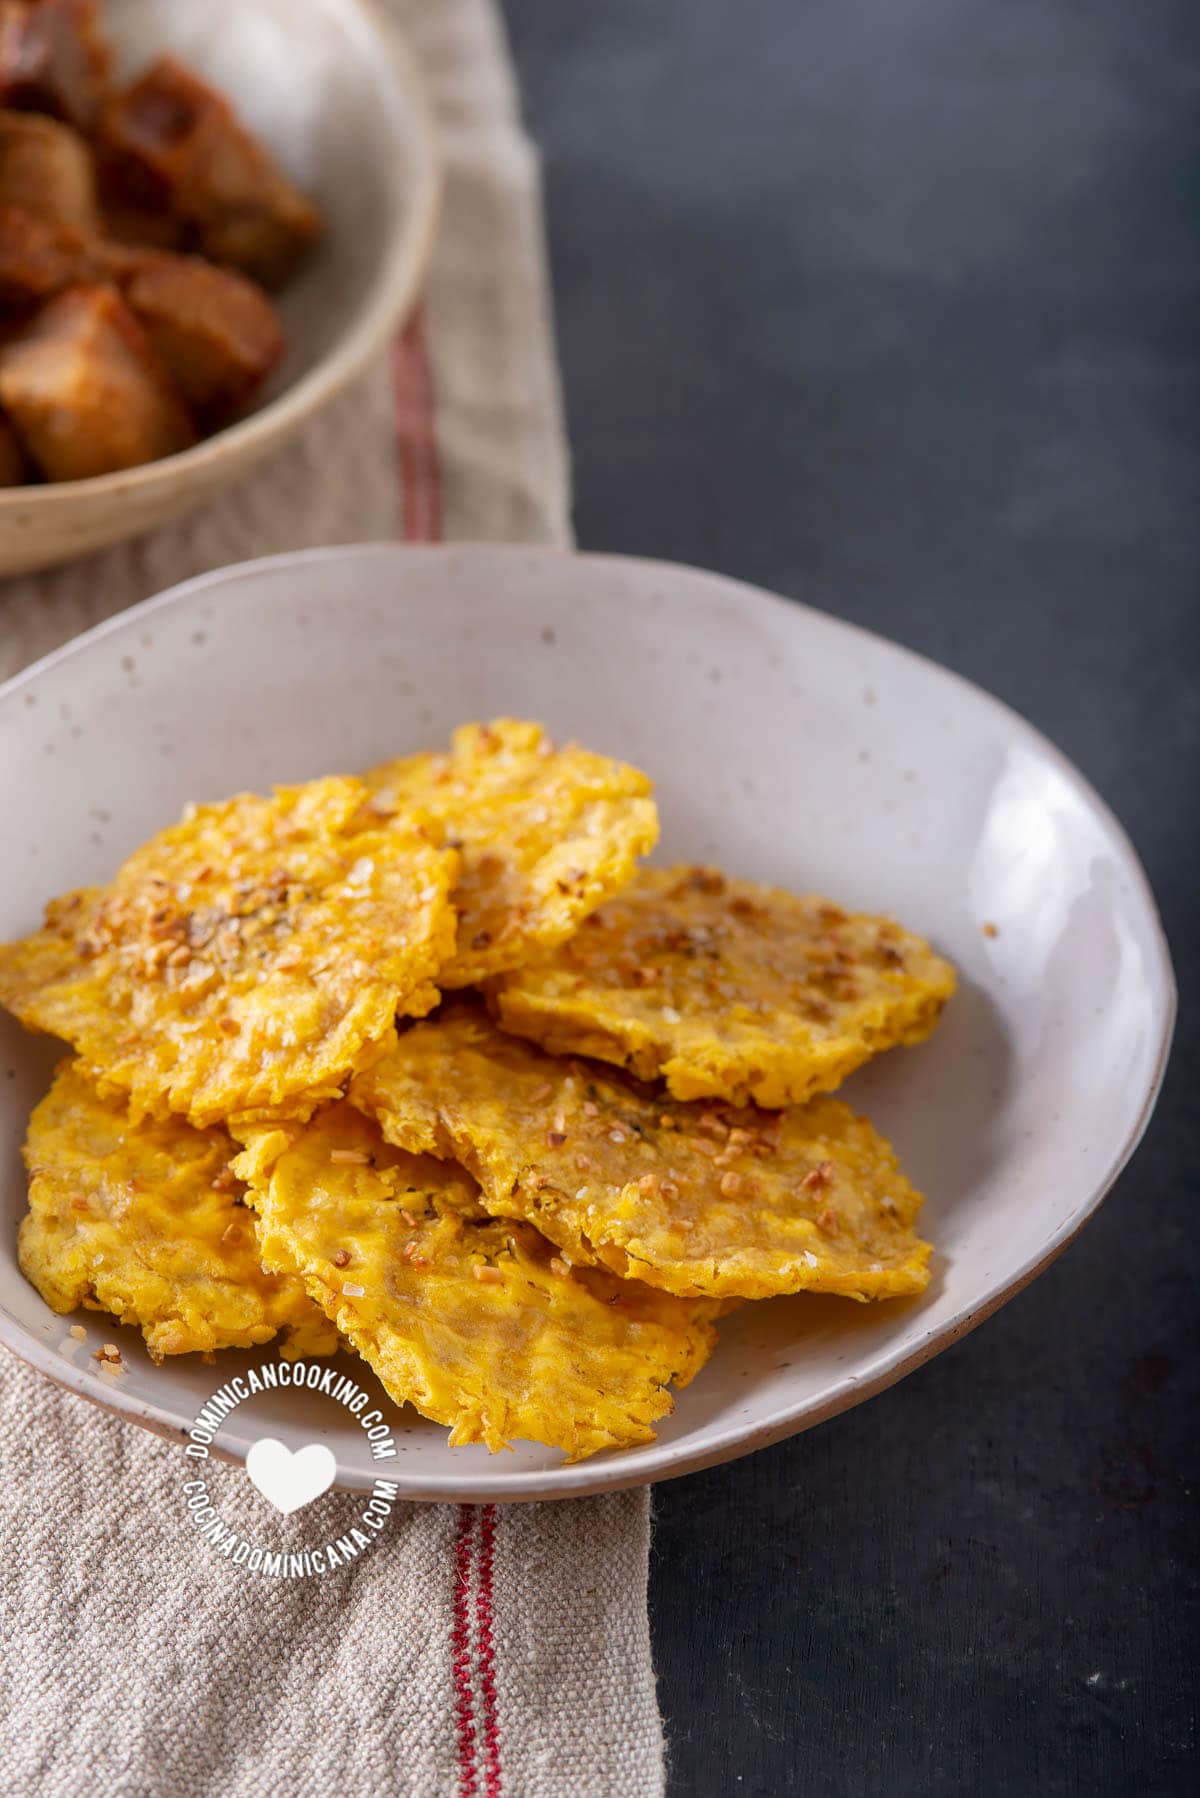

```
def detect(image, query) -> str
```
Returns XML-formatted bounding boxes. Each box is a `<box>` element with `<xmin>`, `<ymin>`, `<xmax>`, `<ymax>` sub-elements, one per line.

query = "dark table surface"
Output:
<box><xmin>503</xmin><ymin>4</ymin><xmax>1198</xmax><ymax>1793</ymax></box>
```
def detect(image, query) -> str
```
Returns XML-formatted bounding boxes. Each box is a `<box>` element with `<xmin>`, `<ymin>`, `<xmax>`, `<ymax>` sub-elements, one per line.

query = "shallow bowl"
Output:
<box><xmin>0</xmin><ymin>545</ymin><xmax>1174</xmax><ymax>1499</ymax></box>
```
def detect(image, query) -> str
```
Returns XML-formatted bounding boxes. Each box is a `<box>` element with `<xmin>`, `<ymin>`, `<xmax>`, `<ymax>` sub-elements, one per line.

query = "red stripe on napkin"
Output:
<box><xmin>393</xmin><ymin>312</ymin><xmax>503</xmax><ymax>1798</ymax></box>
<box><xmin>392</xmin><ymin>310</ymin><xmax>443</xmax><ymax>543</ymax></box>
<box><xmin>451</xmin><ymin>1504</ymin><xmax>504</xmax><ymax>1796</ymax></box>
<box><xmin>477</xmin><ymin>1504</ymin><xmax>502</xmax><ymax>1796</ymax></box>
<box><xmin>453</xmin><ymin>1505</ymin><xmax>481</xmax><ymax>1795</ymax></box>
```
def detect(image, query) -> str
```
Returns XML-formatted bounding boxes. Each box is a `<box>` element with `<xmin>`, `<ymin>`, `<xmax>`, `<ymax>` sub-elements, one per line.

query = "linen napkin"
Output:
<box><xmin>0</xmin><ymin>4</ymin><xmax>664</xmax><ymax>1793</ymax></box>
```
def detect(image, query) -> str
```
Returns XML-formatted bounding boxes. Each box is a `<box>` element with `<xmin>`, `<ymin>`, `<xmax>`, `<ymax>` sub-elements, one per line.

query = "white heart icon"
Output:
<box><xmin>245</xmin><ymin>1438</ymin><xmax>337</xmax><ymax>1516</ymax></box>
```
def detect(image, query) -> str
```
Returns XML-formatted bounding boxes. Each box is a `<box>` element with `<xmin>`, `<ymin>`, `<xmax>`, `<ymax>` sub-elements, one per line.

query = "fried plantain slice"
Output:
<box><xmin>19</xmin><ymin>1059</ymin><xmax>335</xmax><ymax>1360</ymax></box>
<box><xmin>351</xmin><ymin>1005</ymin><xmax>932</xmax><ymax>1302</ymax></box>
<box><xmin>365</xmin><ymin>719</ymin><xmax>658</xmax><ymax>986</ymax></box>
<box><xmin>0</xmin><ymin>776</ymin><xmax>458</xmax><ymax>1126</ymax></box>
<box><xmin>489</xmin><ymin>866</ymin><xmax>957</xmax><ymax>1108</ymax></box>
<box><xmin>232</xmin><ymin>1103</ymin><xmax>717</xmax><ymax>1461</ymax></box>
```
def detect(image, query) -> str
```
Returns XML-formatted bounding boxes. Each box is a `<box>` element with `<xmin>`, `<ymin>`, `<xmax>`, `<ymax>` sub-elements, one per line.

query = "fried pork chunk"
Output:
<box><xmin>0</xmin><ymin>0</ymin><xmax>110</xmax><ymax>132</ymax></box>
<box><xmin>0</xmin><ymin>106</ymin><xmax>99</xmax><ymax>229</ymax></box>
<box><xmin>0</xmin><ymin>202</ymin><xmax>99</xmax><ymax>306</ymax></box>
<box><xmin>122</xmin><ymin>249</ymin><xmax>283</xmax><ymax>421</ymax></box>
<box><xmin>99</xmin><ymin>55</ymin><xmax>321</xmax><ymax>288</ymax></box>
<box><xmin>0</xmin><ymin>281</ymin><xmax>194</xmax><ymax>477</ymax></box>
<box><xmin>0</xmin><ymin>215</ymin><xmax>283</xmax><ymax>420</ymax></box>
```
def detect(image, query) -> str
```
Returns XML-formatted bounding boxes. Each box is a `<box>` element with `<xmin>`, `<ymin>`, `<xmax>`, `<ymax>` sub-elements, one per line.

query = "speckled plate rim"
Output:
<box><xmin>0</xmin><ymin>545</ymin><xmax>1177</xmax><ymax>1501</ymax></box>
<box><xmin>0</xmin><ymin>0</ymin><xmax>441</xmax><ymax>516</ymax></box>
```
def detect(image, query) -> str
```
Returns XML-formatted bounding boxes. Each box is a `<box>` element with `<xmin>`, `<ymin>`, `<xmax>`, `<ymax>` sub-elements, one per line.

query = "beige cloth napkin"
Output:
<box><xmin>0</xmin><ymin>5</ymin><xmax>663</xmax><ymax>1794</ymax></box>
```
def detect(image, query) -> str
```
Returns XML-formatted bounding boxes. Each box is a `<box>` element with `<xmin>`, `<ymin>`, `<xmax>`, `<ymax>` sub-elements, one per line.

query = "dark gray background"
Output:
<box><xmin>503</xmin><ymin>3</ymin><xmax>1198</xmax><ymax>1793</ymax></box>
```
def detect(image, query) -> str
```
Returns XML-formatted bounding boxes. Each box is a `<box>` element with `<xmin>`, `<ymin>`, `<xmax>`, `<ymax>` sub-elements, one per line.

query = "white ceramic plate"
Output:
<box><xmin>0</xmin><ymin>546</ymin><xmax>1174</xmax><ymax>1501</ymax></box>
<box><xmin>0</xmin><ymin>0</ymin><xmax>439</xmax><ymax>574</ymax></box>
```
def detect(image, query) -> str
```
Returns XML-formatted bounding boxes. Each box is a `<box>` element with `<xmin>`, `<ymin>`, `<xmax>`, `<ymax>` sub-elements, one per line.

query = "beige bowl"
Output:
<box><xmin>0</xmin><ymin>546</ymin><xmax>1175</xmax><ymax>1500</ymax></box>
<box><xmin>0</xmin><ymin>0</ymin><xmax>439</xmax><ymax>577</ymax></box>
